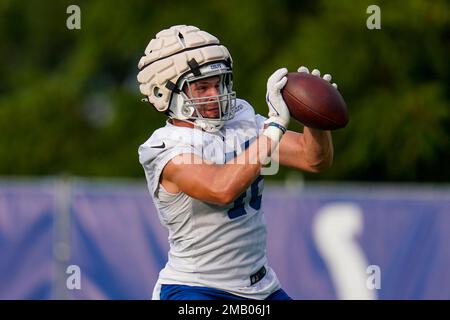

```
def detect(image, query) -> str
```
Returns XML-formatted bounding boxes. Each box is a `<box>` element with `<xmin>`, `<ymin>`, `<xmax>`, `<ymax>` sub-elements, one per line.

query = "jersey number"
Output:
<box><xmin>227</xmin><ymin>175</ymin><xmax>263</xmax><ymax>219</ymax></box>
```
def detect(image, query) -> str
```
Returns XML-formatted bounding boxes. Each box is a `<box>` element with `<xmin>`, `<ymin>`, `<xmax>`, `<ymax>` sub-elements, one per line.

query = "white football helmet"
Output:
<box><xmin>137</xmin><ymin>25</ymin><xmax>236</xmax><ymax>132</ymax></box>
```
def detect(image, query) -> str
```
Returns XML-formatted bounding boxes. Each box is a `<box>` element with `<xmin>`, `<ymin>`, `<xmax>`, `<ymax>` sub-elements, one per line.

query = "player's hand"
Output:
<box><xmin>263</xmin><ymin>68</ymin><xmax>290</xmax><ymax>143</ymax></box>
<box><xmin>265</xmin><ymin>68</ymin><xmax>290</xmax><ymax>129</ymax></box>
<box><xmin>298</xmin><ymin>66</ymin><xmax>338</xmax><ymax>89</ymax></box>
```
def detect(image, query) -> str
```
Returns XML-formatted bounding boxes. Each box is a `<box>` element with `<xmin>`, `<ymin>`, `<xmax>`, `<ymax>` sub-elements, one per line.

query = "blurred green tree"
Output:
<box><xmin>0</xmin><ymin>0</ymin><xmax>448</xmax><ymax>182</ymax></box>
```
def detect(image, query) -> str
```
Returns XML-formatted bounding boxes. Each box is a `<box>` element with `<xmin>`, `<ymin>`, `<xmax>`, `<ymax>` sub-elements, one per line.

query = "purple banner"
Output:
<box><xmin>1</xmin><ymin>180</ymin><xmax>449</xmax><ymax>299</ymax></box>
<box><xmin>0</xmin><ymin>182</ymin><xmax>54</xmax><ymax>299</ymax></box>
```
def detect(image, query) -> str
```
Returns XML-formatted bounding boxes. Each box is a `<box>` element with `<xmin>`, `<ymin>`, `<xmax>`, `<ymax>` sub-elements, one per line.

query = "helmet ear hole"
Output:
<box><xmin>182</xmin><ymin>105</ymin><xmax>195</xmax><ymax>117</ymax></box>
<box><xmin>153</xmin><ymin>87</ymin><xmax>163</xmax><ymax>98</ymax></box>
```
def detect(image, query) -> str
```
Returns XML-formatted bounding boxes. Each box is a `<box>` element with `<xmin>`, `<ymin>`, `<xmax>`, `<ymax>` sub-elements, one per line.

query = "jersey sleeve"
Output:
<box><xmin>139</xmin><ymin>129</ymin><xmax>203</xmax><ymax>198</ymax></box>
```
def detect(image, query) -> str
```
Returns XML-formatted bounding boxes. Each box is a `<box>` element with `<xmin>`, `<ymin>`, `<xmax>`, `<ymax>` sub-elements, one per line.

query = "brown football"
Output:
<box><xmin>281</xmin><ymin>72</ymin><xmax>349</xmax><ymax>130</ymax></box>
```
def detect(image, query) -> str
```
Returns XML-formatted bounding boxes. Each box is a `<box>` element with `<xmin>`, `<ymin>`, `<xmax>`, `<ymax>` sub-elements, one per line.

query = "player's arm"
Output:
<box><xmin>162</xmin><ymin>134</ymin><xmax>274</xmax><ymax>206</ymax></box>
<box><xmin>161</xmin><ymin>69</ymin><xmax>290</xmax><ymax>206</ymax></box>
<box><xmin>275</xmin><ymin>128</ymin><xmax>333</xmax><ymax>173</ymax></box>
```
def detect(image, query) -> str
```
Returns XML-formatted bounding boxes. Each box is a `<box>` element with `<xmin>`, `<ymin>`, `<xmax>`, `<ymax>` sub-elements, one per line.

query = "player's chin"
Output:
<box><xmin>202</xmin><ymin>107</ymin><xmax>220</xmax><ymax>118</ymax></box>
<box><xmin>203</xmin><ymin>112</ymin><xmax>220</xmax><ymax>119</ymax></box>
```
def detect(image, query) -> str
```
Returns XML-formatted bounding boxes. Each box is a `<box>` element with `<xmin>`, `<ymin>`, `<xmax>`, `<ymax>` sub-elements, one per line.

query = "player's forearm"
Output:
<box><xmin>214</xmin><ymin>136</ymin><xmax>273</xmax><ymax>204</ymax></box>
<box><xmin>302</xmin><ymin>127</ymin><xmax>334</xmax><ymax>171</ymax></box>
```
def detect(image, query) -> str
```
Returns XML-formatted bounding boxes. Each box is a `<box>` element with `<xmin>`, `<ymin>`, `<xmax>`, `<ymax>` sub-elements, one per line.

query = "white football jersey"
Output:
<box><xmin>138</xmin><ymin>99</ymin><xmax>281</xmax><ymax>300</ymax></box>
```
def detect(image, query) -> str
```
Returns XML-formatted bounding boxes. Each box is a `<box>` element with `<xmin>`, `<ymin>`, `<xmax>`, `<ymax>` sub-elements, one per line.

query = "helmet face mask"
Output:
<box><xmin>171</xmin><ymin>63</ymin><xmax>236</xmax><ymax>132</ymax></box>
<box><xmin>137</xmin><ymin>25</ymin><xmax>236</xmax><ymax>132</ymax></box>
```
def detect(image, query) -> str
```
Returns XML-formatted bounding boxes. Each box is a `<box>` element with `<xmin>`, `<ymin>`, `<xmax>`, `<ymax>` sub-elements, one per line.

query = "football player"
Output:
<box><xmin>137</xmin><ymin>25</ymin><xmax>335</xmax><ymax>300</ymax></box>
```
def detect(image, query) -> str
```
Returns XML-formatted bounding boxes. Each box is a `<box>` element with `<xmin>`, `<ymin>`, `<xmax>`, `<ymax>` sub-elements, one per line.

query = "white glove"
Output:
<box><xmin>298</xmin><ymin>66</ymin><xmax>338</xmax><ymax>89</ymax></box>
<box><xmin>263</xmin><ymin>68</ymin><xmax>290</xmax><ymax>143</ymax></box>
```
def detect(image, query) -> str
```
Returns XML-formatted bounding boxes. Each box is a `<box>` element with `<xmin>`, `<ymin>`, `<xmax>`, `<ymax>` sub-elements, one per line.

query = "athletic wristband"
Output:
<box><xmin>267</xmin><ymin>122</ymin><xmax>286</xmax><ymax>134</ymax></box>
<box><xmin>263</xmin><ymin>122</ymin><xmax>287</xmax><ymax>143</ymax></box>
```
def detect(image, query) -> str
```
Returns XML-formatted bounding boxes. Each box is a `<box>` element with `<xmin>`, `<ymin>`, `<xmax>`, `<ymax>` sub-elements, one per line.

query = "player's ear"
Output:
<box><xmin>182</xmin><ymin>82</ymin><xmax>192</xmax><ymax>96</ymax></box>
<box><xmin>181</xmin><ymin>83</ymin><xmax>187</xmax><ymax>93</ymax></box>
